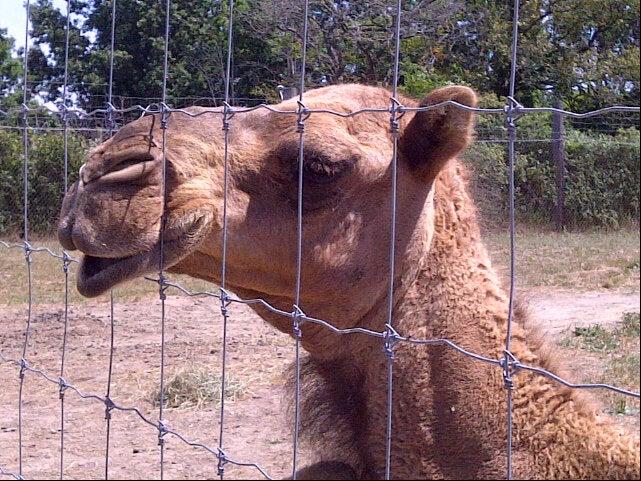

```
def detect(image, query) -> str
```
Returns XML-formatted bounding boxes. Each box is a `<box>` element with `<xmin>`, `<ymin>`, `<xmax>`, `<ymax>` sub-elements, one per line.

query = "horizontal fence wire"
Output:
<box><xmin>0</xmin><ymin>240</ymin><xmax>640</xmax><ymax>479</ymax></box>
<box><xmin>0</xmin><ymin>97</ymin><xmax>640</xmax><ymax>481</ymax></box>
<box><xmin>1</xmin><ymin>0</ymin><xmax>640</xmax><ymax>479</ymax></box>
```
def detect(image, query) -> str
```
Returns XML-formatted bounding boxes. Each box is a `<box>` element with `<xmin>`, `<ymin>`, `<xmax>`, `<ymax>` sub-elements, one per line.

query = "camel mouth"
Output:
<box><xmin>76</xmin><ymin>215</ymin><xmax>211</xmax><ymax>297</ymax></box>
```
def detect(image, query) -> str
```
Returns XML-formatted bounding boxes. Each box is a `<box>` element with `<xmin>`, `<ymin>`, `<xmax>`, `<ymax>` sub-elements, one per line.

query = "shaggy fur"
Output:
<box><xmin>57</xmin><ymin>84</ymin><xmax>640</xmax><ymax>479</ymax></box>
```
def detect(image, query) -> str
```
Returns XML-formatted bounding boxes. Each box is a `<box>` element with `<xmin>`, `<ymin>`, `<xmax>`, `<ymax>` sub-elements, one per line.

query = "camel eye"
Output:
<box><xmin>303</xmin><ymin>157</ymin><xmax>346</xmax><ymax>184</ymax></box>
<box><xmin>294</xmin><ymin>150</ymin><xmax>354</xmax><ymax>187</ymax></box>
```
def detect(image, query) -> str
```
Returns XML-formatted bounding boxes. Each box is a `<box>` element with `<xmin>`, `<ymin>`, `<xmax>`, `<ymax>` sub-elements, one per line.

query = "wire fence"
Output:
<box><xmin>0</xmin><ymin>0</ymin><xmax>639</xmax><ymax>480</ymax></box>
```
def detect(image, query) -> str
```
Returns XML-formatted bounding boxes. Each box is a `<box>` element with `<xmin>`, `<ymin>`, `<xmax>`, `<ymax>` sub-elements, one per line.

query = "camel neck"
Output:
<box><xmin>389</xmin><ymin>163</ymin><xmax>640</xmax><ymax>479</ymax></box>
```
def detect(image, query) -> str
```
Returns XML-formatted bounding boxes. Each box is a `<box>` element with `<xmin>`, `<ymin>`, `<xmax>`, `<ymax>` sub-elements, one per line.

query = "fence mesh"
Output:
<box><xmin>0</xmin><ymin>0</ymin><xmax>639</xmax><ymax>480</ymax></box>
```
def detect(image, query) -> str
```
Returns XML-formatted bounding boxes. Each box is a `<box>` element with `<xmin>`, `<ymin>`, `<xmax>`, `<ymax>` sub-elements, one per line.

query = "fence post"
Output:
<box><xmin>552</xmin><ymin>98</ymin><xmax>566</xmax><ymax>231</ymax></box>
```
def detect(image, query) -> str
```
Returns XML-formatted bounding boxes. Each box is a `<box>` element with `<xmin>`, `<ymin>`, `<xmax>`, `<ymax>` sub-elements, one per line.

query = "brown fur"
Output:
<box><xmin>57</xmin><ymin>84</ymin><xmax>640</xmax><ymax>479</ymax></box>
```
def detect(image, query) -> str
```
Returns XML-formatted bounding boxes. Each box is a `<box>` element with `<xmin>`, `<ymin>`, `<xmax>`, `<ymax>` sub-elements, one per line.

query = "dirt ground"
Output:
<box><xmin>0</xmin><ymin>290</ymin><xmax>639</xmax><ymax>480</ymax></box>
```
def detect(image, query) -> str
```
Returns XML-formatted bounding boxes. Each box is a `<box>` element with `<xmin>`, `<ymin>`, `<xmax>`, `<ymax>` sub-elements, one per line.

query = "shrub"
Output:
<box><xmin>465</xmin><ymin>126</ymin><xmax>640</xmax><ymax>228</ymax></box>
<box><xmin>564</xmin><ymin>128</ymin><xmax>640</xmax><ymax>228</ymax></box>
<box><xmin>0</xmin><ymin>130</ymin><xmax>87</xmax><ymax>235</ymax></box>
<box><xmin>0</xmin><ymin>120</ymin><xmax>638</xmax><ymax>234</ymax></box>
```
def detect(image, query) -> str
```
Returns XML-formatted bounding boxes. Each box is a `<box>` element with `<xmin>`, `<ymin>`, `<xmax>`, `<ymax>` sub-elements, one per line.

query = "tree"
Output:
<box><xmin>429</xmin><ymin>0</ymin><xmax>640</xmax><ymax>109</ymax></box>
<box><xmin>13</xmin><ymin>0</ymin><xmax>641</xmax><ymax>113</ymax></box>
<box><xmin>0</xmin><ymin>28</ymin><xmax>22</xmax><ymax>119</ymax></box>
<box><xmin>27</xmin><ymin>0</ymin><xmax>280</xmax><ymax>109</ymax></box>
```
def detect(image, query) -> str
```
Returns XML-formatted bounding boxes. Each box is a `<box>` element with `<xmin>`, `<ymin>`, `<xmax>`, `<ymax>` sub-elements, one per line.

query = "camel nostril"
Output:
<box><xmin>100</xmin><ymin>158</ymin><xmax>157</xmax><ymax>184</ymax></box>
<box><xmin>79</xmin><ymin>164</ymin><xmax>88</xmax><ymax>186</ymax></box>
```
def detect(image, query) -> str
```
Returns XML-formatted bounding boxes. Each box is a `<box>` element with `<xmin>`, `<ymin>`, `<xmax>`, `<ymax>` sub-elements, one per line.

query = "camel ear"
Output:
<box><xmin>399</xmin><ymin>85</ymin><xmax>478</xmax><ymax>183</ymax></box>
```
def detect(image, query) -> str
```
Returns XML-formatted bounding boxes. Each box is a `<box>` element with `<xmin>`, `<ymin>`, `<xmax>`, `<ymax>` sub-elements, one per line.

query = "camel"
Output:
<box><xmin>58</xmin><ymin>84</ymin><xmax>640</xmax><ymax>479</ymax></box>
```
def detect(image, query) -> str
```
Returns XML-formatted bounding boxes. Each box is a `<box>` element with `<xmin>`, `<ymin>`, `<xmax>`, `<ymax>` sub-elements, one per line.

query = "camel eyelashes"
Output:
<box><xmin>292</xmin><ymin>151</ymin><xmax>355</xmax><ymax>185</ymax></box>
<box><xmin>303</xmin><ymin>159</ymin><xmax>345</xmax><ymax>181</ymax></box>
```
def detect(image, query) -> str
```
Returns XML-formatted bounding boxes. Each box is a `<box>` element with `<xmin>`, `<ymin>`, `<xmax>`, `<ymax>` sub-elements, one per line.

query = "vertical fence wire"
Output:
<box><xmin>107</xmin><ymin>0</ymin><xmax>117</xmax><ymax>125</ymax></box>
<box><xmin>104</xmin><ymin>5</ymin><xmax>118</xmax><ymax>480</ymax></box>
<box><xmin>104</xmin><ymin>291</ymin><xmax>115</xmax><ymax>480</ymax></box>
<box><xmin>61</xmin><ymin>0</ymin><xmax>71</xmax><ymax>193</ymax></box>
<box><xmin>504</xmin><ymin>0</ymin><xmax>522</xmax><ymax>479</ymax></box>
<box><xmin>103</xmin><ymin>1</ymin><xmax>118</xmax><ymax>478</ymax></box>
<box><xmin>217</xmin><ymin>0</ymin><xmax>236</xmax><ymax>478</ymax></box>
<box><xmin>2</xmin><ymin>0</ymin><xmax>641</xmax><ymax>479</ymax></box>
<box><xmin>157</xmin><ymin>0</ymin><xmax>173</xmax><ymax>478</ymax></box>
<box><xmin>58</xmin><ymin>2</ymin><xmax>72</xmax><ymax>477</ymax></box>
<box><xmin>291</xmin><ymin>1</ymin><xmax>311</xmax><ymax>478</ymax></box>
<box><xmin>17</xmin><ymin>1</ymin><xmax>32</xmax><ymax>477</ymax></box>
<box><xmin>383</xmin><ymin>1</ymin><xmax>404</xmax><ymax>478</ymax></box>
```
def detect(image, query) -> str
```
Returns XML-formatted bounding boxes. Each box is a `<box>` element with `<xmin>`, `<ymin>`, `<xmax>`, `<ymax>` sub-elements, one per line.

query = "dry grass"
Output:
<box><xmin>149</xmin><ymin>363</ymin><xmax>248</xmax><ymax>409</ymax></box>
<box><xmin>1</xmin><ymin>229</ymin><xmax>638</xmax><ymax>305</ymax></box>
<box><xmin>485</xmin><ymin>228</ymin><xmax>640</xmax><ymax>292</ymax></box>
<box><xmin>0</xmin><ymin>239</ymin><xmax>212</xmax><ymax>305</ymax></box>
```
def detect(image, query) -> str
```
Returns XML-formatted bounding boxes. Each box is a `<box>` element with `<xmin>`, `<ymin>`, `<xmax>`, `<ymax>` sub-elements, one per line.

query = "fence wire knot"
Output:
<box><xmin>104</xmin><ymin>397</ymin><xmax>115</xmax><ymax>420</ymax></box>
<box><xmin>389</xmin><ymin>97</ymin><xmax>406</xmax><ymax>133</ymax></box>
<box><xmin>58</xmin><ymin>377</ymin><xmax>69</xmax><ymax>399</ymax></box>
<box><xmin>160</xmin><ymin>102</ymin><xmax>171</xmax><ymax>129</ymax></box>
<box><xmin>62</xmin><ymin>252</ymin><xmax>72</xmax><ymax>274</ymax></box>
<box><xmin>383</xmin><ymin>324</ymin><xmax>401</xmax><ymax>360</ymax></box>
<box><xmin>500</xmin><ymin>350</ymin><xmax>520</xmax><ymax>390</ymax></box>
<box><xmin>158</xmin><ymin>419</ymin><xmax>168</xmax><ymax>446</ymax></box>
<box><xmin>22</xmin><ymin>242</ymin><xmax>32</xmax><ymax>263</ymax></box>
<box><xmin>222</xmin><ymin>102</ymin><xmax>235</xmax><ymax>131</ymax></box>
<box><xmin>158</xmin><ymin>274</ymin><xmax>168</xmax><ymax>301</ymax></box>
<box><xmin>504</xmin><ymin>96</ymin><xmax>525</xmax><ymax>131</ymax></box>
<box><xmin>219</xmin><ymin>287</ymin><xmax>232</xmax><ymax>317</ymax></box>
<box><xmin>18</xmin><ymin>358</ymin><xmax>30</xmax><ymax>380</ymax></box>
<box><xmin>292</xmin><ymin>305</ymin><xmax>305</xmax><ymax>339</ymax></box>
<box><xmin>296</xmin><ymin>101</ymin><xmax>311</xmax><ymax>133</ymax></box>
<box><xmin>217</xmin><ymin>448</ymin><xmax>229</xmax><ymax>477</ymax></box>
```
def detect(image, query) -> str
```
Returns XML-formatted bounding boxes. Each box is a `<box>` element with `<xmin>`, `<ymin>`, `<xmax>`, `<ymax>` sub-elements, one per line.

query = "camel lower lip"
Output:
<box><xmin>77</xmin><ymin>215</ymin><xmax>210</xmax><ymax>297</ymax></box>
<box><xmin>78</xmin><ymin>243</ymin><xmax>165</xmax><ymax>297</ymax></box>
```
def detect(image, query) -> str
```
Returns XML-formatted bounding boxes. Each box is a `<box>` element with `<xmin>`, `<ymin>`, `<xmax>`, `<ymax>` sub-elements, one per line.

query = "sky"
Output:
<box><xmin>1</xmin><ymin>0</ymin><xmax>68</xmax><ymax>51</ymax></box>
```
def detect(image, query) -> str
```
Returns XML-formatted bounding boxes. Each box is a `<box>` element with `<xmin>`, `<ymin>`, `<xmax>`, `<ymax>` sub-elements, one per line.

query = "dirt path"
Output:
<box><xmin>0</xmin><ymin>290</ymin><xmax>638</xmax><ymax>479</ymax></box>
<box><xmin>529</xmin><ymin>291</ymin><xmax>640</xmax><ymax>334</ymax></box>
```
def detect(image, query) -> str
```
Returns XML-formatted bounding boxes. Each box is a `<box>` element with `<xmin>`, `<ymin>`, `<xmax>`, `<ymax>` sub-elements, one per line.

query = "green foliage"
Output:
<box><xmin>11</xmin><ymin>0</ymin><xmax>637</xmax><ymax>112</ymax></box>
<box><xmin>569</xmin><ymin>313</ymin><xmax>639</xmax><ymax>353</ymax></box>
<box><xmin>465</xmin><ymin>125</ymin><xmax>640</xmax><ymax>228</ymax></box>
<box><xmin>564</xmin><ymin>129</ymin><xmax>641</xmax><ymax>227</ymax></box>
<box><xmin>399</xmin><ymin>61</ymin><xmax>453</xmax><ymax>98</ymax></box>
<box><xmin>0</xmin><ymin>130</ymin><xmax>86</xmax><ymax>235</ymax></box>
<box><xmin>0</xmin><ymin>28</ymin><xmax>22</xmax><ymax>117</ymax></box>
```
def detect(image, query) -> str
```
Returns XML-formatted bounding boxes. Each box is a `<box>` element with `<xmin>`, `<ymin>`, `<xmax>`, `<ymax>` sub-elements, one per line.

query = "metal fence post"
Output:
<box><xmin>552</xmin><ymin>98</ymin><xmax>567</xmax><ymax>231</ymax></box>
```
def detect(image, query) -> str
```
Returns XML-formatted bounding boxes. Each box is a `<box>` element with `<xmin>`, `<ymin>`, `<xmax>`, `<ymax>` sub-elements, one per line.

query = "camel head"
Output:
<box><xmin>58</xmin><ymin>84</ymin><xmax>477</xmax><ymax>330</ymax></box>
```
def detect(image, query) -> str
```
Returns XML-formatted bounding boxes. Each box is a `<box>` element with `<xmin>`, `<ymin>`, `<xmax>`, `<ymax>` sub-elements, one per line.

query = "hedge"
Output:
<box><xmin>0</xmin><ymin>130</ymin><xmax>86</xmax><ymax>235</ymax></box>
<box><xmin>465</xmin><ymin>125</ymin><xmax>640</xmax><ymax>229</ymax></box>
<box><xmin>0</xmin><ymin>125</ymin><xmax>639</xmax><ymax>235</ymax></box>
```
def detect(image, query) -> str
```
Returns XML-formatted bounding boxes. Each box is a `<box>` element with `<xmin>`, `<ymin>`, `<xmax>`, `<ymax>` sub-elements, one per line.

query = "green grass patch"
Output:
<box><xmin>560</xmin><ymin>312</ymin><xmax>640</xmax><ymax>420</ymax></box>
<box><xmin>571</xmin><ymin>324</ymin><xmax>620</xmax><ymax>352</ymax></box>
<box><xmin>568</xmin><ymin>312</ymin><xmax>640</xmax><ymax>352</ymax></box>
